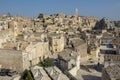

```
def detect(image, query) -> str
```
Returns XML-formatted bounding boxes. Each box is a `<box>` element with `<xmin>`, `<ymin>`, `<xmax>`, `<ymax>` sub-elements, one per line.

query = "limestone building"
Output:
<box><xmin>103</xmin><ymin>37</ymin><xmax>120</xmax><ymax>67</ymax></box>
<box><xmin>49</xmin><ymin>33</ymin><xmax>65</xmax><ymax>53</ymax></box>
<box><xmin>58</xmin><ymin>49</ymin><xmax>80</xmax><ymax>76</ymax></box>
<box><xmin>102</xmin><ymin>65</ymin><xmax>120</xmax><ymax>80</ymax></box>
<box><xmin>0</xmin><ymin>32</ymin><xmax>50</xmax><ymax>72</ymax></box>
<box><xmin>0</xmin><ymin>30</ymin><xmax>11</xmax><ymax>48</ymax></box>
<box><xmin>0</xmin><ymin>49</ymin><xmax>29</xmax><ymax>73</ymax></box>
<box><xmin>69</xmin><ymin>37</ymin><xmax>88</xmax><ymax>63</ymax></box>
<box><xmin>25</xmin><ymin>41</ymin><xmax>50</xmax><ymax>66</ymax></box>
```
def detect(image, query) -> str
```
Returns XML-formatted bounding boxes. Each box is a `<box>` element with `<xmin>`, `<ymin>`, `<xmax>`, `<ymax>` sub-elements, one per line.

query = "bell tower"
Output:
<box><xmin>74</xmin><ymin>8</ymin><xmax>78</xmax><ymax>17</ymax></box>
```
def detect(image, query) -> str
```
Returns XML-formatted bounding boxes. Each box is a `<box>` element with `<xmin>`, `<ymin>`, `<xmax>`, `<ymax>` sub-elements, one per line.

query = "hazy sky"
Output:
<box><xmin>0</xmin><ymin>0</ymin><xmax>120</xmax><ymax>20</ymax></box>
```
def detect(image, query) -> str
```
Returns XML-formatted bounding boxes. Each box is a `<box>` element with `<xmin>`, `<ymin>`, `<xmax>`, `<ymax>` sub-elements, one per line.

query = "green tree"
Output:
<box><xmin>21</xmin><ymin>69</ymin><xmax>34</xmax><ymax>80</ymax></box>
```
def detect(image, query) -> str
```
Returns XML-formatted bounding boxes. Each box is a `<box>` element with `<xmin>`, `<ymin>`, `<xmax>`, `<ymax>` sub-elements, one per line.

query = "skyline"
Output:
<box><xmin>0</xmin><ymin>0</ymin><xmax>120</xmax><ymax>20</ymax></box>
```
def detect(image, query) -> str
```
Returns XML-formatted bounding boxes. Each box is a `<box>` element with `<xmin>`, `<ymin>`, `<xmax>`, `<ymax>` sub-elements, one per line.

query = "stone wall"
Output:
<box><xmin>36</xmin><ymin>41</ymin><xmax>50</xmax><ymax>60</ymax></box>
<box><xmin>25</xmin><ymin>41</ymin><xmax>50</xmax><ymax>66</ymax></box>
<box><xmin>69</xmin><ymin>66</ymin><xmax>78</xmax><ymax>77</ymax></box>
<box><xmin>50</xmin><ymin>34</ymin><xmax>65</xmax><ymax>53</ymax></box>
<box><xmin>0</xmin><ymin>49</ymin><xmax>24</xmax><ymax>72</ymax></box>
<box><xmin>76</xmin><ymin>43</ymin><xmax>88</xmax><ymax>63</ymax></box>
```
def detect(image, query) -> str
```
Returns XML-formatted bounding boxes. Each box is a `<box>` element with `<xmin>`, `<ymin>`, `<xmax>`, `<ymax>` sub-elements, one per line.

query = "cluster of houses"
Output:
<box><xmin>0</xmin><ymin>9</ymin><xmax>120</xmax><ymax>80</ymax></box>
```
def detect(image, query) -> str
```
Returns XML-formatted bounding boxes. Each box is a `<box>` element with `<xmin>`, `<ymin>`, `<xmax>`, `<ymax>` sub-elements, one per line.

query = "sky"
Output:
<box><xmin>0</xmin><ymin>0</ymin><xmax>120</xmax><ymax>20</ymax></box>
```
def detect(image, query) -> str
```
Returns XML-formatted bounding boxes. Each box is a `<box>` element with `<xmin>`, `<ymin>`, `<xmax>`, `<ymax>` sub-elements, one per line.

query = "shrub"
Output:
<box><xmin>38</xmin><ymin>59</ymin><xmax>55</xmax><ymax>67</ymax></box>
<box><xmin>21</xmin><ymin>69</ymin><xmax>34</xmax><ymax>80</ymax></box>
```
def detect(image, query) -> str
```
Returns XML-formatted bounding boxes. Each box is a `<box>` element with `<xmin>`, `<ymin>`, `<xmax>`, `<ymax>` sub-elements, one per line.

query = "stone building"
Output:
<box><xmin>88</xmin><ymin>44</ymin><xmax>99</xmax><ymax>60</ymax></box>
<box><xmin>100</xmin><ymin>32</ymin><xmax>115</xmax><ymax>54</ymax></box>
<box><xmin>0</xmin><ymin>49</ymin><xmax>29</xmax><ymax>73</ymax></box>
<box><xmin>102</xmin><ymin>65</ymin><xmax>120</xmax><ymax>80</ymax></box>
<box><xmin>25</xmin><ymin>40</ymin><xmax>50</xmax><ymax>66</ymax></box>
<box><xmin>0</xmin><ymin>39</ymin><xmax>50</xmax><ymax>73</ymax></box>
<box><xmin>104</xmin><ymin>54</ymin><xmax>120</xmax><ymax>67</ymax></box>
<box><xmin>21</xmin><ymin>32</ymin><xmax>50</xmax><ymax>65</ymax></box>
<box><xmin>0</xmin><ymin>30</ymin><xmax>11</xmax><ymax>48</ymax></box>
<box><xmin>0</xmin><ymin>33</ymin><xmax>50</xmax><ymax>72</ymax></box>
<box><xmin>58</xmin><ymin>49</ymin><xmax>80</xmax><ymax>76</ymax></box>
<box><xmin>103</xmin><ymin>37</ymin><xmax>120</xmax><ymax>67</ymax></box>
<box><xmin>111</xmin><ymin>37</ymin><xmax>120</xmax><ymax>54</ymax></box>
<box><xmin>69</xmin><ymin>37</ymin><xmax>88</xmax><ymax>63</ymax></box>
<box><xmin>100</xmin><ymin>32</ymin><xmax>114</xmax><ymax>45</ymax></box>
<box><xmin>79</xmin><ymin>16</ymin><xmax>98</xmax><ymax>31</ymax></box>
<box><xmin>8</xmin><ymin>21</ymin><xmax>24</xmax><ymax>38</ymax></box>
<box><xmin>49</xmin><ymin>33</ymin><xmax>65</xmax><ymax>53</ymax></box>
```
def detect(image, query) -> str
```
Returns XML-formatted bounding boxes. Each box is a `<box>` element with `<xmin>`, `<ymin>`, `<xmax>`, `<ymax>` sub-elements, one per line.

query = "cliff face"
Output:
<box><xmin>94</xmin><ymin>17</ymin><xmax>114</xmax><ymax>30</ymax></box>
<box><xmin>80</xmin><ymin>16</ymin><xmax>98</xmax><ymax>28</ymax></box>
<box><xmin>114</xmin><ymin>21</ymin><xmax>120</xmax><ymax>27</ymax></box>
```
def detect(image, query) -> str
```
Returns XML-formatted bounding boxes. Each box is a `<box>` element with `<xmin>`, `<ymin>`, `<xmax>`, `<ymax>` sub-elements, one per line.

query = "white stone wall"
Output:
<box><xmin>76</xmin><ymin>55</ymin><xmax>80</xmax><ymax>70</ymax></box>
<box><xmin>0</xmin><ymin>49</ymin><xmax>23</xmax><ymax>72</ymax></box>
<box><xmin>51</xmin><ymin>34</ymin><xmax>65</xmax><ymax>53</ymax></box>
<box><xmin>69</xmin><ymin>66</ymin><xmax>78</xmax><ymax>76</ymax></box>
<box><xmin>25</xmin><ymin>41</ymin><xmax>50</xmax><ymax>65</ymax></box>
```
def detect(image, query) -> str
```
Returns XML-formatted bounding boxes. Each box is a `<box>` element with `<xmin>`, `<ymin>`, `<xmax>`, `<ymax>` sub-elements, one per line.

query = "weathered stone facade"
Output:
<box><xmin>49</xmin><ymin>33</ymin><xmax>65</xmax><ymax>53</ymax></box>
<box><xmin>58</xmin><ymin>49</ymin><xmax>80</xmax><ymax>76</ymax></box>
<box><xmin>102</xmin><ymin>65</ymin><xmax>120</xmax><ymax>80</ymax></box>
<box><xmin>0</xmin><ymin>49</ymin><xmax>29</xmax><ymax>73</ymax></box>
